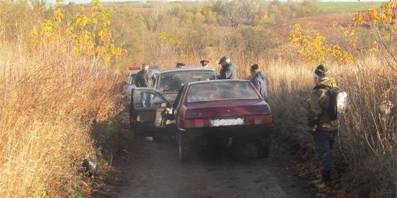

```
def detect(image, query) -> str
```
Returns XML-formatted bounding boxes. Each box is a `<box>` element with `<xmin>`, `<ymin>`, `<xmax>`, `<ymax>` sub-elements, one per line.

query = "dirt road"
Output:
<box><xmin>98</xmin><ymin>133</ymin><xmax>311</xmax><ymax>198</ymax></box>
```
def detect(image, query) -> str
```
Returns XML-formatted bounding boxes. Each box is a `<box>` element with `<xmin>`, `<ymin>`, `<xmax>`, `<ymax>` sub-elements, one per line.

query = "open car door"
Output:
<box><xmin>130</xmin><ymin>88</ymin><xmax>170</xmax><ymax>136</ymax></box>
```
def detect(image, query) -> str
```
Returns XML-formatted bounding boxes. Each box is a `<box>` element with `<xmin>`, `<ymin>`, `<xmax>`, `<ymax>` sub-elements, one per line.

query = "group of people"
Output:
<box><xmin>135</xmin><ymin>56</ymin><xmax>269</xmax><ymax>101</ymax></box>
<box><xmin>173</xmin><ymin>56</ymin><xmax>269</xmax><ymax>101</ymax></box>
<box><xmin>134</xmin><ymin>57</ymin><xmax>339</xmax><ymax>191</ymax></box>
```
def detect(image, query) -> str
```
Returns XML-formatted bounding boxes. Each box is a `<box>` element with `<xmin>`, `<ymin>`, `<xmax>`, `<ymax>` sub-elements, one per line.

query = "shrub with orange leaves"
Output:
<box><xmin>354</xmin><ymin>1</ymin><xmax>396</xmax><ymax>26</ymax></box>
<box><xmin>289</xmin><ymin>24</ymin><xmax>354</xmax><ymax>64</ymax></box>
<box><xmin>29</xmin><ymin>0</ymin><xmax>126</xmax><ymax>65</ymax></box>
<box><xmin>353</xmin><ymin>0</ymin><xmax>397</xmax><ymax>69</ymax></box>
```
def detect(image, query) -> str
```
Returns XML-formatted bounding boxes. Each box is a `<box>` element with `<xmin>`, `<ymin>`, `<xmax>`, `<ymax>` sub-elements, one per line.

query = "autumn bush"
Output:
<box><xmin>274</xmin><ymin>2</ymin><xmax>396</xmax><ymax>197</ymax></box>
<box><xmin>0</xmin><ymin>1</ymin><xmax>122</xmax><ymax>196</ymax></box>
<box><xmin>0</xmin><ymin>0</ymin><xmax>395</xmax><ymax>197</ymax></box>
<box><xmin>266</xmin><ymin>58</ymin><xmax>396</xmax><ymax>197</ymax></box>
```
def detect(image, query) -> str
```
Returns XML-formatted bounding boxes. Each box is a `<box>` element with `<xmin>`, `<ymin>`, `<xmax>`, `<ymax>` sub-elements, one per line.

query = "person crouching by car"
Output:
<box><xmin>218</xmin><ymin>56</ymin><xmax>237</xmax><ymax>80</ymax></box>
<box><xmin>249</xmin><ymin>64</ymin><xmax>268</xmax><ymax>101</ymax></box>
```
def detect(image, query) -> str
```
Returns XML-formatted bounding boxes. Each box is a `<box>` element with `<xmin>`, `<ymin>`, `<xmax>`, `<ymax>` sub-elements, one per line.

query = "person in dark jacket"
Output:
<box><xmin>134</xmin><ymin>64</ymin><xmax>150</xmax><ymax>87</ymax></box>
<box><xmin>218</xmin><ymin>56</ymin><xmax>237</xmax><ymax>79</ymax></box>
<box><xmin>307</xmin><ymin>64</ymin><xmax>339</xmax><ymax>191</ymax></box>
<box><xmin>249</xmin><ymin>64</ymin><xmax>268</xmax><ymax>101</ymax></box>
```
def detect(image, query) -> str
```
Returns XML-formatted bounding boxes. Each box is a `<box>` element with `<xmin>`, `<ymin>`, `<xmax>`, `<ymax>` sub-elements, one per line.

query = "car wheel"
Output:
<box><xmin>256</xmin><ymin>135</ymin><xmax>272</xmax><ymax>158</ymax></box>
<box><xmin>152</xmin><ymin>135</ymin><xmax>164</xmax><ymax>142</ymax></box>
<box><xmin>177</xmin><ymin>132</ymin><xmax>192</xmax><ymax>161</ymax></box>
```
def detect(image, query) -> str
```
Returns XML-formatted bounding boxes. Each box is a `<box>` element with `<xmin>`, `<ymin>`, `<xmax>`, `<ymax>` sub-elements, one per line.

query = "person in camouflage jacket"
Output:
<box><xmin>308</xmin><ymin>64</ymin><xmax>338</xmax><ymax>188</ymax></box>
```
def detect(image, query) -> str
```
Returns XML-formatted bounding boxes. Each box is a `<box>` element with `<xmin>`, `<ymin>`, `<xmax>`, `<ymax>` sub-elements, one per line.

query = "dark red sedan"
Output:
<box><xmin>174</xmin><ymin>80</ymin><xmax>273</xmax><ymax>161</ymax></box>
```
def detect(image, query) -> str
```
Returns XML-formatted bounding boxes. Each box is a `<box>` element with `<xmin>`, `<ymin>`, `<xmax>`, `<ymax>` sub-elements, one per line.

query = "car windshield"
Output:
<box><xmin>186</xmin><ymin>81</ymin><xmax>260</xmax><ymax>103</ymax></box>
<box><xmin>158</xmin><ymin>70</ymin><xmax>215</xmax><ymax>92</ymax></box>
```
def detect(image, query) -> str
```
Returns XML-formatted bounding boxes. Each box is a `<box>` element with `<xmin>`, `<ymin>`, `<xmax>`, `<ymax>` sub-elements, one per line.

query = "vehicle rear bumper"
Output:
<box><xmin>182</xmin><ymin>125</ymin><xmax>273</xmax><ymax>138</ymax></box>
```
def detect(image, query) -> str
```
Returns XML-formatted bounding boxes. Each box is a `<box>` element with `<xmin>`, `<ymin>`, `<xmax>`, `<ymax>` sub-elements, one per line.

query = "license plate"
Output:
<box><xmin>210</xmin><ymin>118</ymin><xmax>244</xmax><ymax>127</ymax></box>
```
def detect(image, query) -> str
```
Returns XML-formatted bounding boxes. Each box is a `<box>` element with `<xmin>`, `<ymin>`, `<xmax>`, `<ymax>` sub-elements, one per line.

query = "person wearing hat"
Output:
<box><xmin>200</xmin><ymin>60</ymin><xmax>210</xmax><ymax>68</ymax></box>
<box><xmin>218</xmin><ymin>56</ymin><xmax>237</xmax><ymax>79</ymax></box>
<box><xmin>308</xmin><ymin>64</ymin><xmax>338</xmax><ymax>191</ymax></box>
<box><xmin>249</xmin><ymin>64</ymin><xmax>268</xmax><ymax>101</ymax></box>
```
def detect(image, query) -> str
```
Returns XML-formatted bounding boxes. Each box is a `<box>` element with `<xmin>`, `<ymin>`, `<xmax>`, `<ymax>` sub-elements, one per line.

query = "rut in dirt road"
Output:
<box><xmin>107</xmin><ymin>136</ymin><xmax>311</xmax><ymax>198</ymax></box>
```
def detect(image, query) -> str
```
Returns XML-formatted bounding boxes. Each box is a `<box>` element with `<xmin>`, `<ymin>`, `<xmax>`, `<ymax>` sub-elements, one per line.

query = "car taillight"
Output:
<box><xmin>181</xmin><ymin>119</ymin><xmax>208</xmax><ymax>129</ymax></box>
<box><xmin>246</xmin><ymin>115</ymin><xmax>272</xmax><ymax>125</ymax></box>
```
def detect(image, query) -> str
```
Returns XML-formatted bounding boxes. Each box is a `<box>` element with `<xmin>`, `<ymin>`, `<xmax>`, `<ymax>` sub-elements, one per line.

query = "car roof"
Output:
<box><xmin>187</xmin><ymin>79</ymin><xmax>251</xmax><ymax>86</ymax></box>
<box><xmin>160</xmin><ymin>67</ymin><xmax>215</xmax><ymax>74</ymax></box>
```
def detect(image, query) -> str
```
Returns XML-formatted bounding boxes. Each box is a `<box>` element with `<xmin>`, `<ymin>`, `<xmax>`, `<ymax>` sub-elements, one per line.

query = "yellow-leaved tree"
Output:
<box><xmin>289</xmin><ymin>24</ymin><xmax>354</xmax><ymax>65</ymax></box>
<box><xmin>354</xmin><ymin>1</ymin><xmax>397</xmax><ymax>71</ymax></box>
<box><xmin>29</xmin><ymin>0</ymin><xmax>125</xmax><ymax>65</ymax></box>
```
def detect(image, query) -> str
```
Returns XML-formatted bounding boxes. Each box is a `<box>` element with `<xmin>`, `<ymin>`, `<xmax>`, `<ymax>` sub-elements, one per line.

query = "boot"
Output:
<box><xmin>321</xmin><ymin>170</ymin><xmax>331</xmax><ymax>185</ymax></box>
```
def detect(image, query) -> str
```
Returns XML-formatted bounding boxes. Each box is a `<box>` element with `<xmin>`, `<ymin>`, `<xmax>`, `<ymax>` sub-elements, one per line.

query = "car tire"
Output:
<box><xmin>256</xmin><ymin>135</ymin><xmax>272</xmax><ymax>158</ymax></box>
<box><xmin>177</xmin><ymin>132</ymin><xmax>192</xmax><ymax>162</ymax></box>
<box><xmin>152</xmin><ymin>135</ymin><xmax>165</xmax><ymax>142</ymax></box>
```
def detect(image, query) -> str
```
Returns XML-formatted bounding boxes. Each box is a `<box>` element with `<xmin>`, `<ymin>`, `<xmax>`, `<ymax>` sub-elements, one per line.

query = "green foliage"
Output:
<box><xmin>111</xmin><ymin>8</ymin><xmax>148</xmax><ymax>64</ymax></box>
<box><xmin>212</xmin><ymin>0</ymin><xmax>262</xmax><ymax>26</ymax></box>
<box><xmin>315</xmin><ymin>2</ymin><xmax>382</xmax><ymax>13</ymax></box>
<box><xmin>239</xmin><ymin>27</ymin><xmax>274</xmax><ymax>58</ymax></box>
<box><xmin>106</xmin><ymin>1</ymin><xmax>323</xmax><ymax>64</ymax></box>
<box><xmin>224</xmin><ymin>27</ymin><xmax>275</xmax><ymax>58</ymax></box>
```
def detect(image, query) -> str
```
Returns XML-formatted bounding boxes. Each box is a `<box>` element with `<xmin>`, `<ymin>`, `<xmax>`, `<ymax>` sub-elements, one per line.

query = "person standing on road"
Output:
<box><xmin>307</xmin><ymin>64</ymin><xmax>338</xmax><ymax>190</ymax></box>
<box><xmin>134</xmin><ymin>64</ymin><xmax>151</xmax><ymax>87</ymax></box>
<box><xmin>218</xmin><ymin>56</ymin><xmax>237</xmax><ymax>79</ymax></box>
<box><xmin>200</xmin><ymin>59</ymin><xmax>210</xmax><ymax>68</ymax></box>
<box><xmin>249</xmin><ymin>64</ymin><xmax>268</xmax><ymax>101</ymax></box>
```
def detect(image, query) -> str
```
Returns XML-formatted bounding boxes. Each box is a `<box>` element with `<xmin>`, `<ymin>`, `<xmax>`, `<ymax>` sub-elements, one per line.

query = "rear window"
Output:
<box><xmin>186</xmin><ymin>81</ymin><xmax>260</xmax><ymax>103</ymax></box>
<box><xmin>158</xmin><ymin>70</ymin><xmax>215</xmax><ymax>92</ymax></box>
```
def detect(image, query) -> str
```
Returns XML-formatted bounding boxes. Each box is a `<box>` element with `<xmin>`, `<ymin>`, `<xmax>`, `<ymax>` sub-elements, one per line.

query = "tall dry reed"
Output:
<box><xmin>261</xmin><ymin>57</ymin><xmax>396</xmax><ymax>197</ymax></box>
<box><xmin>0</xmin><ymin>41</ymin><xmax>121</xmax><ymax>196</ymax></box>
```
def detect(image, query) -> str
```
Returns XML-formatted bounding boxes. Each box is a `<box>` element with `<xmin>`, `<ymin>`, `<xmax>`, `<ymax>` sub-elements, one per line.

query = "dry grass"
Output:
<box><xmin>0</xmin><ymin>1</ymin><xmax>395</xmax><ymax>197</ymax></box>
<box><xmin>258</xmin><ymin>57</ymin><xmax>396</xmax><ymax>197</ymax></box>
<box><xmin>0</xmin><ymin>41</ymin><xmax>121</xmax><ymax>197</ymax></box>
<box><xmin>173</xmin><ymin>55</ymin><xmax>395</xmax><ymax>196</ymax></box>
